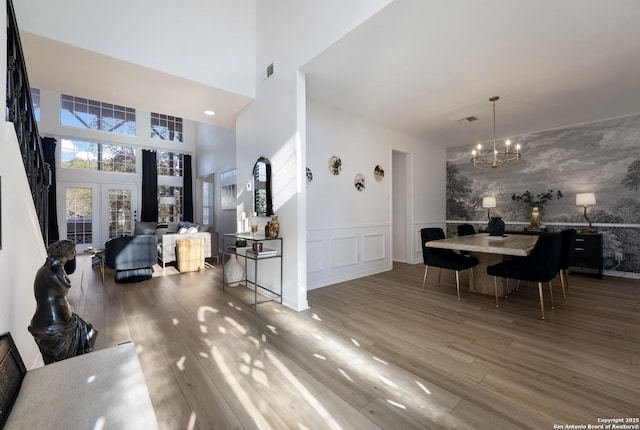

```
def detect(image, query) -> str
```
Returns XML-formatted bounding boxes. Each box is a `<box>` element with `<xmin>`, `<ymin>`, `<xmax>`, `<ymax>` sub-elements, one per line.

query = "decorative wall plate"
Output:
<box><xmin>374</xmin><ymin>165</ymin><xmax>385</xmax><ymax>182</ymax></box>
<box><xmin>306</xmin><ymin>167</ymin><xmax>313</xmax><ymax>185</ymax></box>
<box><xmin>328</xmin><ymin>156</ymin><xmax>342</xmax><ymax>175</ymax></box>
<box><xmin>354</xmin><ymin>173</ymin><xmax>365</xmax><ymax>191</ymax></box>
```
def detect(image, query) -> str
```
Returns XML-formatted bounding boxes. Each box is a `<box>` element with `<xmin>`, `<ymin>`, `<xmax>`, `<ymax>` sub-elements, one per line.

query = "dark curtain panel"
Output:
<box><xmin>42</xmin><ymin>137</ymin><xmax>59</xmax><ymax>243</ymax></box>
<box><xmin>141</xmin><ymin>149</ymin><xmax>158</xmax><ymax>222</ymax></box>
<box><xmin>183</xmin><ymin>154</ymin><xmax>194</xmax><ymax>222</ymax></box>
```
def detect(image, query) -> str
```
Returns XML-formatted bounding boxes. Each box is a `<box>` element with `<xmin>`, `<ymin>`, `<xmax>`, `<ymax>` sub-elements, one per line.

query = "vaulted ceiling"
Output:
<box><xmin>15</xmin><ymin>0</ymin><xmax>640</xmax><ymax>147</ymax></box>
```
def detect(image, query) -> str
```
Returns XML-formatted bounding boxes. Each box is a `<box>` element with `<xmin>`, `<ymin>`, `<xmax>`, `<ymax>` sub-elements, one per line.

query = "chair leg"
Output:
<box><xmin>537</xmin><ymin>282</ymin><xmax>546</xmax><ymax>320</ymax></box>
<box><xmin>564</xmin><ymin>269</ymin><xmax>570</xmax><ymax>292</ymax></box>
<box><xmin>455</xmin><ymin>271</ymin><xmax>461</xmax><ymax>301</ymax></box>
<box><xmin>516</xmin><ymin>280</ymin><xmax>520</xmax><ymax>292</ymax></box>
<box><xmin>438</xmin><ymin>268</ymin><xmax>442</xmax><ymax>285</ymax></box>
<box><xmin>560</xmin><ymin>269</ymin><xmax>567</xmax><ymax>298</ymax></box>
<box><xmin>422</xmin><ymin>265</ymin><xmax>429</xmax><ymax>291</ymax></box>
<box><xmin>493</xmin><ymin>276</ymin><xmax>500</xmax><ymax>308</ymax></box>
<box><xmin>469</xmin><ymin>268</ymin><xmax>476</xmax><ymax>292</ymax></box>
<box><xmin>548</xmin><ymin>281</ymin><xmax>555</xmax><ymax>309</ymax></box>
<box><xmin>504</xmin><ymin>278</ymin><xmax>509</xmax><ymax>299</ymax></box>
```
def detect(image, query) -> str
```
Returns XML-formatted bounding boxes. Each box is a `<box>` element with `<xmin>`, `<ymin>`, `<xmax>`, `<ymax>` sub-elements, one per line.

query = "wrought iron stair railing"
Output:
<box><xmin>5</xmin><ymin>0</ymin><xmax>50</xmax><ymax>244</ymax></box>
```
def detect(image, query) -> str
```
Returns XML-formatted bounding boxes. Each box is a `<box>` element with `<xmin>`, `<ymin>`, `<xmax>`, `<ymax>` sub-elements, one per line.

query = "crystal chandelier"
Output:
<box><xmin>471</xmin><ymin>96</ymin><xmax>521</xmax><ymax>168</ymax></box>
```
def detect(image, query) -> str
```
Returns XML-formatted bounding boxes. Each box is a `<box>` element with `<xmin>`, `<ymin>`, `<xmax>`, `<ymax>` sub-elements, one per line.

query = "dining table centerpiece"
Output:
<box><xmin>511</xmin><ymin>189</ymin><xmax>563</xmax><ymax>229</ymax></box>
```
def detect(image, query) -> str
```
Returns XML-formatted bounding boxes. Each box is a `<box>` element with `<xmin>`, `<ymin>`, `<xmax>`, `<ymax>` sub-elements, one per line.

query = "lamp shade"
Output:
<box><xmin>482</xmin><ymin>196</ymin><xmax>497</xmax><ymax>208</ymax></box>
<box><xmin>576</xmin><ymin>193</ymin><xmax>596</xmax><ymax>206</ymax></box>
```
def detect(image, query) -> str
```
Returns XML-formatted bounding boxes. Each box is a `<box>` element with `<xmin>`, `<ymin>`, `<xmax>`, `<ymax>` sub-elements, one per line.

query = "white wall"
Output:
<box><xmin>1</xmin><ymin>1</ymin><xmax>44</xmax><ymax>368</ymax></box>
<box><xmin>195</xmin><ymin>122</ymin><xmax>237</xmax><ymax>246</ymax></box>
<box><xmin>236</xmin><ymin>0</ymin><xmax>395</xmax><ymax>311</ymax></box>
<box><xmin>0</xmin><ymin>125</ymin><xmax>47</xmax><ymax>368</ymax></box>
<box><xmin>13</xmin><ymin>0</ymin><xmax>256</xmax><ymax>97</ymax></box>
<box><xmin>306</xmin><ymin>101</ymin><xmax>445</xmax><ymax>289</ymax></box>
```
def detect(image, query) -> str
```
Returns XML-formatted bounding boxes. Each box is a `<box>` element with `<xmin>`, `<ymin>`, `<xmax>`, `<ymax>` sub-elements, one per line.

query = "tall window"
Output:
<box><xmin>158</xmin><ymin>186</ymin><xmax>182</xmax><ymax>222</ymax></box>
<box><xmin>61</xmin><ymin>94</ymin><xmax>136</xmax><ymax>135</ymax></box>
<box><xmin>60</xmin><ymin>139</ymin><xmax>136</xmax><ymax>172</ymax></box>
<box><xmin>202</xmin><ymin>179</ymin><xmax>213</xmax><ymax>225</ymax></box>
<box><xmin>151</xmin><ymin>112</ymin><xmax>183</xmax><ymax>142</ymax></box>
<box><xmin>31</xmin><ymin>88</ymin><xmax>40</xmax><ymax>121</ymax></box>
<box><xmin>157</xmin><ymin>151</ymin><xmax>183</xmax><ymax>176</ymax></box>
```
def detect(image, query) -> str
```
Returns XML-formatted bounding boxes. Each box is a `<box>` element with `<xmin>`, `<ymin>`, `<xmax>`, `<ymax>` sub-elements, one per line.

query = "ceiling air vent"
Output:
<box><xmin>265</xmin><ymin>63</ymin><xmax>274</xmax><ymax>79</ymax></box>
<box><xmin>457</xmin><ymin>116</ymin><xmax>478</xmax><ymax>125</ymax></box>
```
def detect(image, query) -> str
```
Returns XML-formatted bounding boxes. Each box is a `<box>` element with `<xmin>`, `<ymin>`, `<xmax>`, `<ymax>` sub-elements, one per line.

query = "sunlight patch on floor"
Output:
<box><xmin>372</xmin><ymin>356</ymin><xmax>388</xmax><ymax>365</ymax></box>
<box><xmin>386</xmin><ymin>399</ymin><xmax>407</xmax><ymax>409</ymax></box>
<box><xmin>265</xmin><ymin>348</ymin><xmax>343</xmax><ymax>430</ymax></box>
<box><xmin>338</xmin><ymin>368</ymin><xmax>353</xmax><ymax>382</ymax></box>
<box><xmin>176</xmin><ymin>355</ymin><xmax>186</xmax><ymax>371</ymax></box>
<box><xmin>225</xmin><ymin>316</ymin><xmax>248</xmax><ymax>335</ymax></box>
<box><xmin>416</xmin><ymin>381</ymin><xmax>432</xmax><ymax>395</ymax></box>
<box><xmin>211</xmin><ymin>344</ymin><xmax>273</xmax><ymax>430</ymax></box>
<box><xmin>379</xmin><ymin>375</ymin><xmax>398</xmax><ymax>389</ymax></box>
<box><xmin>187</xmin><ymin>411</ymin><xmax>197</xmax><ymax>430</ymax></box>
<box><xmin>197</xmin><ymin>306</ymin><xmax>219</xmax><ymax>322</ymax></box>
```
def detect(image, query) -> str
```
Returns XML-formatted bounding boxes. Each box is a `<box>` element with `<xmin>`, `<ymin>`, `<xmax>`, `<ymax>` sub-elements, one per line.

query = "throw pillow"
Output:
<box><xmin>187</xmin><ymin>226</ymin><xmax>199</xmax><ymax>234</ymax></box>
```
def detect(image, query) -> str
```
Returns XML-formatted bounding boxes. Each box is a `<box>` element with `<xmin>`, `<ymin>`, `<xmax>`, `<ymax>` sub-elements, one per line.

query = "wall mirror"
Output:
<box><xmin>253</xmin><ymin>157</ymin><xmax>273</xmax><ymax>216</ymax></box>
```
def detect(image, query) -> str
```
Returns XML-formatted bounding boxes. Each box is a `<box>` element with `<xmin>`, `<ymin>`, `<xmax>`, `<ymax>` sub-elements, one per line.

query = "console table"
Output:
<box><xmin>222</xmin><ymin>233</ymin><xmax>283</xmax><ymax>309</ymax></box>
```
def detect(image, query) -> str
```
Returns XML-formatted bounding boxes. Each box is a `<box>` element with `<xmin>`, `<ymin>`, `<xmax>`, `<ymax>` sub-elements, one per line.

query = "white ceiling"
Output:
<box><xmin>17</xmin><ymin>0</ymin><xmax>640</xmax><ymax>145</ymax></box>
<box><xmin>20</xmin><ymin>32</ymin><xmax>253</xmax><ymax>129</ymax></box>
<box><xmin>302</xmin><ymin>0</ymin><xmax>640</xmax><ymax>148</ymax></box>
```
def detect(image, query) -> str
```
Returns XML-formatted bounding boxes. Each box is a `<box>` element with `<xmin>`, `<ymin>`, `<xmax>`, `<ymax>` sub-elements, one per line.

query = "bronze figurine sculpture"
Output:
<box><xmin>29</xmin><ymin>240</ymin><xmax>98</xmax><ymax>364</ymax></box>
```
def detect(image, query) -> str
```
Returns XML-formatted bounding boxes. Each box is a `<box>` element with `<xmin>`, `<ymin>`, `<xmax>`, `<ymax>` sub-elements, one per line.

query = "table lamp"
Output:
<box><xmin>482</xmin><ymin>196</ymin><xmax>497</xmax><ymax>219</ymax></box>
<box><xmin>576</xmin><ymin>193</ymin><xmax>596</xmax><ymax>233</ymax></box>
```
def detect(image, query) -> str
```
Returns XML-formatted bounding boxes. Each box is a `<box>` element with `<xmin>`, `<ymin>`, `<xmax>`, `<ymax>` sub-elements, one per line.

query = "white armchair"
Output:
<box><xmin>159</xmin><ymin>232</ymin><xmax>212</xmax><ymax>270</ymax></box>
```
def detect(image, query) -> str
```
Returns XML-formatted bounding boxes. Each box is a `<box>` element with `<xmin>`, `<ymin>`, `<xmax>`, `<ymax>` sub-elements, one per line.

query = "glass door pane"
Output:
<box><xmin>66</xmin><ymin>187</ymin><xmax>93</xmax><ymax>245</ymax></box>
<box><xmin>102</xmin><ymin>184</ymin><xmax>137</xmax><ymax>241</ymax></box>
<box><xmin>107</xmin><ymin>188</ymin><xmax>132</xmax><ymax>239</ymax></box>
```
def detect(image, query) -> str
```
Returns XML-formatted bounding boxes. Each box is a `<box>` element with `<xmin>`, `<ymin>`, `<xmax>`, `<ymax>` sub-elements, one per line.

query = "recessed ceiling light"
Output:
<box><xmin>204</xmin><ymin>110</ymin><xmax>215</xmax><ymax>116</ymax></box>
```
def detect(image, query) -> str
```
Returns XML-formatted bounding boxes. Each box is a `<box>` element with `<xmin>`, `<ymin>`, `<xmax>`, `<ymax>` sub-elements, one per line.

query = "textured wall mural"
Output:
<box><xmin>446</xmin><ymin>114</ymin><xmax>640</xmax><ymax>274</ymax></box>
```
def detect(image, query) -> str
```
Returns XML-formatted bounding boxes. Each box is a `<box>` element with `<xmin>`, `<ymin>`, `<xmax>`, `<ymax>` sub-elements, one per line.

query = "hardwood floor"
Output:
<box><xmin>68</xmin><ymin>256</ymin><xmax>640</xmax><ymax>430</ymax></box>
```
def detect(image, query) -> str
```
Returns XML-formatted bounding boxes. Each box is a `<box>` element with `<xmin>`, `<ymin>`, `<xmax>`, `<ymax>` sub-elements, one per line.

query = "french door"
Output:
<box><xmin>59</xmin><ymin>182</ymin><xmax>137</xmax><ymax>251</ymax></box>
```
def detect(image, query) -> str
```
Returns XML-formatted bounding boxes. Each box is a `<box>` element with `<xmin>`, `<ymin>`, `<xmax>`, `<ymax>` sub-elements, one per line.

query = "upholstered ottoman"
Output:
<box><xmin>176</xmin><ymin>238</ymin><xmax>205</xmax><ymax>273</ymax></box>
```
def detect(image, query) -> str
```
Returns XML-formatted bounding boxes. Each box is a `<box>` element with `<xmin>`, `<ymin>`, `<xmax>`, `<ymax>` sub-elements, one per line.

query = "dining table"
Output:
<box><xmin>425</xmin><ymin>233</ymin><xmax>540</xmax><ymax>296</ymax></box>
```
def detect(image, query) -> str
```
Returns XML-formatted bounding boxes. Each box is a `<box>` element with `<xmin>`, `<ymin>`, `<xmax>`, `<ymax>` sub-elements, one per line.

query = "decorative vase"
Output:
<box><xmin>487</xmin><ymin>217</ymin><xmax>505</xmax><ymax>236</ymax></box>
<box><xmin>530</xmin><ymin>207</ymin><xmax>542</xmax><ymax>229</ymax></box>
<box><xmin>267</xmin><ymin>215</ymin><xmax>279</xmax><ymax>238</ymax></box>
<box><xmin>223</xmin><ymin>255</ymin><xmax>244</xmax><ymax>287</ymax></box>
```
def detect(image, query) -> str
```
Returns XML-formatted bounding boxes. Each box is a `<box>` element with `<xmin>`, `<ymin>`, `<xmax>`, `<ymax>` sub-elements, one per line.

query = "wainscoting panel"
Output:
<box><xmin>331</xmin><ymin>236</ymin><xmax>358</xmax><ymax>269</ymax></box>
<box><xmin>307</xmin><ymin>224</ymin><xmax>391</xmax><ymax>290</ymax></box>
<box><xmin>363</xmin><ymin>233</ymin><xmax>385</xmax><ymax>262</ymax></box>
